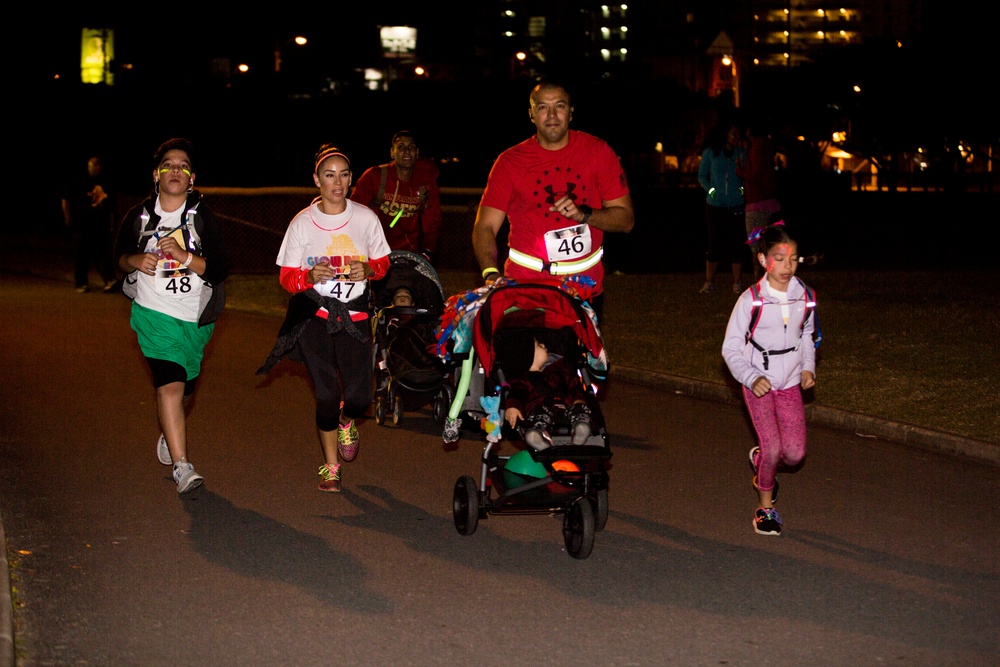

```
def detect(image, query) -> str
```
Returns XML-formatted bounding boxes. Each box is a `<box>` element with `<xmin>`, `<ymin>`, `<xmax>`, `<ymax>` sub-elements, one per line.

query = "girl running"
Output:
<box><xmin>722</xmin><ymin>223</ymin><xmax>817</xmax><ymax>535</ymax></box>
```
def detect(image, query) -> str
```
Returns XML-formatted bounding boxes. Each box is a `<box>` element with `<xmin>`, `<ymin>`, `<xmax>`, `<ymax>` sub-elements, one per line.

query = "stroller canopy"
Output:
<box><xmin>471</xmin><ymin>283</ymin><xmax>607</xmax><ymax>377</ymax></box>
<box><xmin>375</xmin><ymin>250</ymin><xmax>446</xmax><ymax>311</ymax></box>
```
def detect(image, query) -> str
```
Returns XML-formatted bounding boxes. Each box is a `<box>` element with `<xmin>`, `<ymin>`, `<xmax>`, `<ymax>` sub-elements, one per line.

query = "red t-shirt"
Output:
<box><xmin>480</xmin><ymin>130</ymin><xmax>629</xmax><ymax>295</ymax></box>
<box><xmin>350</xmin><ymin>158</ymin><xmax>442</xmax><ymax>254</ymax></box>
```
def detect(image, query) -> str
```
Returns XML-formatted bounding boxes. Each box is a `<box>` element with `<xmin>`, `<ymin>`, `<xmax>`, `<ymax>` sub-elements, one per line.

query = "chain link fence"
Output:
<box><xmin>118</xmin><ymin>187</ymin><xmax>487</xmax><ymax>275</ymax></box>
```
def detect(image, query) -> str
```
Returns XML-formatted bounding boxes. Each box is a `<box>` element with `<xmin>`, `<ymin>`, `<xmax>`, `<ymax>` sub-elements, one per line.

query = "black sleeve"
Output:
<box><xmin>113</xmin><ymin>204</ymin><xmax>143</xmax><ymax>265</ymax></box>
<box><xmin>196</xmin><ymin>204</ymin><xmax>230</xmax><ymax>285</ymax></box>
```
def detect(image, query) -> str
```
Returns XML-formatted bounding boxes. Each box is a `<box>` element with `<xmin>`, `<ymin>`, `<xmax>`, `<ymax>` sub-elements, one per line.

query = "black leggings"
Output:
<box><xmin>704</xmin><ymin>204</ymin><xmax>747</xmax><ymax>266</ymax></box>
<box><xmin>146</xmin><ymin>357</ymin><xmax>197</xmax><ymax>395</ymax></box>
<box><xmin>296</xmin><ymin>318</ymin><xmax>373</xmax><ymax>431</ymax></box>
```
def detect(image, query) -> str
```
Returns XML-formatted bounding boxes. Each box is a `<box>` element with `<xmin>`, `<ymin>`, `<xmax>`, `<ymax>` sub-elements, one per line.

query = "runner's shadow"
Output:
<box><xmin>323</xmin><ymin>484</ymin><xmax>568</xmax><ymax>562</ymax></box>
<box><xmin>182</xmin><ymin>490</ymin><xmax>389</xmax><ymax>613</ymax></box>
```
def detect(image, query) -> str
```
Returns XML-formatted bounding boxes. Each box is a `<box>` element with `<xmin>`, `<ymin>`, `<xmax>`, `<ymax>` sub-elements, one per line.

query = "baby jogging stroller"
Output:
<box><xmin>370</xmin><ymin>251</ymin><xmax>450</xmax><ymax>426</ymax></box>
<box><xmin>444</xmin><ymin>282</ymin><xmax>613</xmax><ymax>559</ymax></box>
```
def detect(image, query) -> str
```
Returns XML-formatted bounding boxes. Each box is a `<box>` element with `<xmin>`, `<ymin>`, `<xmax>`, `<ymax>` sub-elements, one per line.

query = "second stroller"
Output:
<box><xmin>371</xmin><ymin>251</ymin><xmax>449</xmax><ymax>426</ymax></box>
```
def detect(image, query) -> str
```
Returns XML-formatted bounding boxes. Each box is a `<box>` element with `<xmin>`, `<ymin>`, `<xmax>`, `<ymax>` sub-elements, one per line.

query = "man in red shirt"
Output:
<box><xmin>350</xmin><ymin>130</ymin><xmax>442</xmax><ymax>262</ymax></box>
<box><xmin>472</xmin><ymin>81</ymin><xmax>634</xmax><ymax>320</ymax></box>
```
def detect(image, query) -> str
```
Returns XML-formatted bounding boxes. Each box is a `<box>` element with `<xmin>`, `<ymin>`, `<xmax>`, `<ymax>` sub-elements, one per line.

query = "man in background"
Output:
<box><xmin>350</xmin><ymin>130</ymin><xmax>442</xmax><ymax>264</ymax></box>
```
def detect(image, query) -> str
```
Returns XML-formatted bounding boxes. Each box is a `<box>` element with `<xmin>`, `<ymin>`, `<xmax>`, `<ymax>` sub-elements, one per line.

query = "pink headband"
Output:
<box><xmin>315</xmin><ymin>149</ymin><xmax>349</xmax><ymax>172</ymax></box>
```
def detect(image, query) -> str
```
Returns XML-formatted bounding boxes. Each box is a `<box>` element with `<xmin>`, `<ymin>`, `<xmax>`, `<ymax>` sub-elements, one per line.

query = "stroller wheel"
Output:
<box><xmin>391</xmin><ymin>396</ymin><xmax>404</xmax><ymax>426</ymax></box>
<box><xmin>593</xmin><ymin>487</ymin><xmax>609</xmax><ymax>532</ymax></box>
<box><xmin>453</xmin><ymin>476</ymin><xmax>480</xmax><ymax>536</ymax></box>
<box><xmin>563</xmin><ymin>497</ymin><xmax>595</xmax><ymax>559</ymax></box>
<box><xmin>432</xmin><ymin>387</ymin><xmax>449</xmax><ymax>425</ymax></box>
<box><xmin>374</xmin><ymin>396</ymin><xmax>387</xmax><ymax>426</ymax></box>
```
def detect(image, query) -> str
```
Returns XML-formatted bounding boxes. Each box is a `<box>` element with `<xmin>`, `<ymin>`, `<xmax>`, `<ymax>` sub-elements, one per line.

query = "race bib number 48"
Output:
<box><xmin>154</xmin><ymin>259</ymin><xmax>202</xmax><ymax>298</ymax></box>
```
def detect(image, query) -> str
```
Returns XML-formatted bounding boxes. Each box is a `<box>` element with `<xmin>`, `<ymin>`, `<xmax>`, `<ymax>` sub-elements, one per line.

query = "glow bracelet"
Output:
<box><xmin>390</xmin><ymin>209</ymin><xmax>404</xmax><ymax>228</ymax></box>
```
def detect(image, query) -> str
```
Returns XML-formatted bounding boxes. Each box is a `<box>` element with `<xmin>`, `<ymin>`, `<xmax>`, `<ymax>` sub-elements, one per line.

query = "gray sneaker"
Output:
<box><xmin>571</xmin><ymin>420</ymin><xmax>592</xmax><ymax>445</ymax></box>
<box><xmin>157</xmin><ymin>433</ymin><xmax>172</xmax><ymax>465</ymax></box>
<box><xmin>173</xmin><ymin>462</ymin><xmax>203</xmax><ymax>494</ymax></box>
<box><xmin>523</xmin><ymin>428</ymin><xmax>552</xmax><ymax>451</ymax></box>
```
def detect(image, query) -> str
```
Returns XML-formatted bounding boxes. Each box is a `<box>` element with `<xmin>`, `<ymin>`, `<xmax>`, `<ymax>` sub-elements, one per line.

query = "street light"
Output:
<box><xmin>274</xmin><ymin>36</ymin><xmax>307</xmax><ymax>73</ymax></box>
<box><xmin>510</xmin><ymin>51</ymin><xmax>526</xmax><ymax>80</ymax></box>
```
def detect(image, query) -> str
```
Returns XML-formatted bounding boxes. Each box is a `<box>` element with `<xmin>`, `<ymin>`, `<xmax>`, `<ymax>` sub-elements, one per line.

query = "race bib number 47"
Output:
<box><xmin>313</xmin><ymin>278</ymin><xmax>363</xmax><ymax>303</ymax></box>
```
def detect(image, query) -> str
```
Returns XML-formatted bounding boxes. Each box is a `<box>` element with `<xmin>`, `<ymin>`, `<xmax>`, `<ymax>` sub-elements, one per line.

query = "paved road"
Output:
<box><xmin>1</xmin><ymin>276</ymin><xmax>998</xmax><ymax>666</ymax></box>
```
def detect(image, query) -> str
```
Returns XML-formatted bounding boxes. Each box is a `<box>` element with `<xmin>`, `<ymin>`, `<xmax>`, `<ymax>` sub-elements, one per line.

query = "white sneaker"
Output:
<box><xmin>571</xmin><ymin>420</ymin><xmax>592</xmax><ymax>445</ymax></box>
<box><xmin>156</xmin><ymin>433</ymin><xmax>172</xmax><ymax>465</ymax></box>
<box><xmin>173</xmin><ymin>462</ymin><xmax>203</xmax><ymax>494</ymax></box>
<box><xmin>523</xmin><ymin>428</ymin><xmax>552</xmax><ymax>451</ymax></box>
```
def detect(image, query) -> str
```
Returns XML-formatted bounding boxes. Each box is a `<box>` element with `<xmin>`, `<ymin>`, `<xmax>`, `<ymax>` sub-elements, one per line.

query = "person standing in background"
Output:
<box><xmin>698</xmin><ymin>121</ymin><xmax>747</xmax><ymax>295</ymax></box>
<box><xmin>62</xmin><ymin>155</ymin><xmax>119</xmax><ymax>293</ymax></box>
<box><xmin>350</xmin><ymin>130</ymin><xmax>442</xmax><ymax>263</ymax></box>
<box><xmin>739</xmin><ymin>120</ymin><xmax>782</xmax><ymax>280</ymax></box>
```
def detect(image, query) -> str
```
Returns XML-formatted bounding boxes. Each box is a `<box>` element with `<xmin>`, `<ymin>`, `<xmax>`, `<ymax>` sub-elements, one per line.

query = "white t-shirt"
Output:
<box><xmin>134</xmin><ymin>198</ymin><xmax>203</xmax><ymax>322</ymax></box>
<box><xmin>765</xmin><ymin>279</ymin><xmax>790</xmax><ymax>325</ymax></box>
<box><xmin>276</xmin><ymin>199</ymin><xmax>391</xmax><ymax>316</ymax></box>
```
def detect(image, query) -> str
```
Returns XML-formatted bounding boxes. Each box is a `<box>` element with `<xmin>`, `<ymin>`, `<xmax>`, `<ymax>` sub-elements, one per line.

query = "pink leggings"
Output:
<box><xmin>743</xmin><ymin>385</ymin><xmax>807</xmax><ymax>492</ymax></box>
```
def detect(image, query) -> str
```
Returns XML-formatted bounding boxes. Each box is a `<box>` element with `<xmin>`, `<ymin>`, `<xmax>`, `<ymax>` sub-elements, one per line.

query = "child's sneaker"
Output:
<box><xmin>571</xmin><ymin>420</ymin><xmax>592</xmax><ymax>445</ymax></box>
<box><xmin>442</xmin><ymin>417</ymin><xmax>462</xmax><ymax>444</ymax></box>
<box><xmin>173</xmin><ymin>462</ymin><xmax>203</xmax><ymax>494</ymax></box>
<box><xmin>523</xmin><ymin>428</ymin><xmax>552</xmax><ymax>451</ymax></box>
<box><xmin>157</xmin><ymin>433</ymin><xmax>172</xmax><ymax>465</ymax></box>
<box><xmin>753</xmin><ymin>507</ymin><xmax>783</xmax><ymax>536</ymax></box>
<box><xmin>337</xmin><ymin>420</ymin><xmax>359</xmax><ymax>462</ymax></box>
<box><xmin>569</xmin><ymin>403</ymin><xmax>592</xmax><ymax>445</ymax></box>
<box><xmin>318</xmin><ymin>463</ymin><xmax>341</xmax><ymax>492</ymax></box>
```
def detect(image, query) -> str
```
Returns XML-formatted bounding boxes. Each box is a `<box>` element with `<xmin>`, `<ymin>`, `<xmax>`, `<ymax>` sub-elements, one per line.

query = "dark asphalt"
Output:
<box><xmin>2</xmin><ymin>261</ymin><xmax>999</xmax><ymax>665</ymax></box>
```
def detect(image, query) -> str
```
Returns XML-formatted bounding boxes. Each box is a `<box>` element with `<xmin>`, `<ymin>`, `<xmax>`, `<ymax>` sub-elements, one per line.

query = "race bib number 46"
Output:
<box><xmin>544</xmin><ymin>224</ymin><xmax>593</xmax><ymax>263</ymax></box>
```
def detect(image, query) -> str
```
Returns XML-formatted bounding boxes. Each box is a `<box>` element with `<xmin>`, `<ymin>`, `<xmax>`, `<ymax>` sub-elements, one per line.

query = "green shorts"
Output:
<box><xmin>130</xmin><ymin>302</ymin><xmax>214</xmax><ymax>381</ymax></box>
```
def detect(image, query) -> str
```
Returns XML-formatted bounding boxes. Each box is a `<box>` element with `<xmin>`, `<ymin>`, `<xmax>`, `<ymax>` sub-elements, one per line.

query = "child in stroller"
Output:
<box><xmin>370</xmin><ymin>251</ymin><xmax>448</xmax><ymax>426</ymax></box>
<box><xmin>496</xmin><ymin>321</ymin><xmax>593</xmax><ymax>450</ymax></box>
<box><xmin>446</xmin><ymin>282</ymin><xmax>612</xmax><ymax>559</ymax></box>
<box><xmin>391</xmin><ymin>286</ymin><xmax>413</xmax><ymax>307</ymax></box>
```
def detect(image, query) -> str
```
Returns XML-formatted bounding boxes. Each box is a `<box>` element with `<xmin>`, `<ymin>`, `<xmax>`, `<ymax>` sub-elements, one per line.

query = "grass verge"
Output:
<box><xmin>225</xmin><ymin>268</ymin><xmax>999</xmax><ymax>444</ymax></box>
